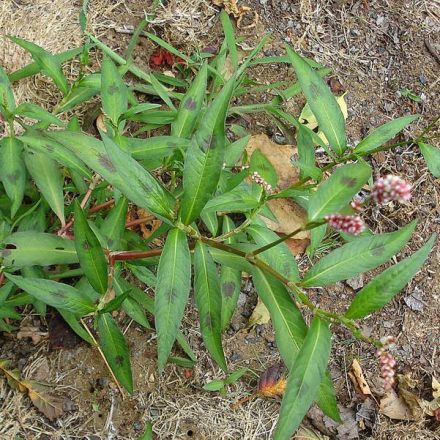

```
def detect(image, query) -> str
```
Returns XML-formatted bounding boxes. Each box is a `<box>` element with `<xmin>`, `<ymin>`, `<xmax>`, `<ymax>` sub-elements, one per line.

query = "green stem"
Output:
<box><xmin>251</xmin><ymin>220</ymin><xmax>325</xmax><ymax>256</ymax></box>
<box><xmin>199</xmin><ymin>235</ymin><xmax>375</xmax><ymax>345</ymax></box>
<box><xmin>273</xmin><ymin>116</ymin><xmax>440</xmax><ymax>199</ymax></box>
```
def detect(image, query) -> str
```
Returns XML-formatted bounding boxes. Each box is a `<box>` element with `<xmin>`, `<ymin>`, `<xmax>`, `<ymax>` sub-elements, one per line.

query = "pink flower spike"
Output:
<box><xmin>325</xmin><ymin>214</ymin><xmax>365</xmax><ymax>235</ymax></box>
<box><xmin>371</xmin><ymin>175</ymin><xmax>412</xmax><ymax>204</ymax></box>
<box><xmin>350</xmin><ymin>197</ymin><xmax>364</xmax><ymax>212</ymax></box>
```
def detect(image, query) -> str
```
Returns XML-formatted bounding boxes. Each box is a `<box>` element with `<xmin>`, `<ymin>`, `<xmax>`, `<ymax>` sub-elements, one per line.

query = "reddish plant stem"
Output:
<box><xmin>125</xmin><ymin>216</ymin><xmax>155</xmax><ymax>229</ymax></box>
<box><xmin>108</xmin><ymin>249</ymin><xmax>163</xmax><ymax>262</ymax></box>
<box><xmin>89</xmin><ymin>199</ymin><xmax>115</xmax><ymax>214</ymax></box>
<box><xmin>0</xmin><ymin>272</ymin><xmax>4</xmax><ymax>287</ymax></box>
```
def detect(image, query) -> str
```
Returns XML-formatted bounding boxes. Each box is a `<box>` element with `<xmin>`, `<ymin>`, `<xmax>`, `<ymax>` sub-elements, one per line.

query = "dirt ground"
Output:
<box><xmin>0</xmin><ymin>0</ymin><xmax>439</xmax><ymax>439</ymax></box>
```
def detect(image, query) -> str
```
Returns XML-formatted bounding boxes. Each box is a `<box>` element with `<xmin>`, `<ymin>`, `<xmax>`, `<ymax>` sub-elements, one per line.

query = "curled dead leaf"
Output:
<box><xmin>379</xmin><ymin>389</ymin><xmax>416</xmax><ymax>421</ymax></box>
<box><xmin>258</xmin><ymin>363</ymin><xmax>287</xmax><ymax>398</ymax></box>
<box><xmin>245</xmin><ymin>134</ymin><xmax>308</xmax><ymax>242</ymax></box>
<box><xmin>348</xmin><ymin>358</ymin><xmax>372</xmax><ymax>397</ymax></box>
<box><xmin>0</xmin><ymin>360</ymin><xmax>68</xmax><ymax>420</ymax></box>
<box><xmin>247</xmin><ymin>297</ymin><xmax>270</xmax><ymax>328</ymax></box>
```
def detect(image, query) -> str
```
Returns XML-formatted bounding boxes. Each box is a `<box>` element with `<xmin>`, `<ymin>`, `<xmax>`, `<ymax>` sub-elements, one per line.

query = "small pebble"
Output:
<box><xmin>229</xmin><ymin>352</ymin><xmax>241</xmax><ymax>362</ymax></box>
<box><xmin>133</xmin><ymin>421</ymin><xmax>144</xmax><ymax>431</ymax></box>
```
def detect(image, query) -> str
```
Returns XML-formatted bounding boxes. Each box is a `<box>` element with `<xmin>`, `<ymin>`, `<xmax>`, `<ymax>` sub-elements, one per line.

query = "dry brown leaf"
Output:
<box><xmin>262</xmin><ymin>198</ymin><xmax>308</xmax><ymax>238</ymax></box>
<box><xmin>246</xmin><ymin>134</ymin><xmax>310</xmax><ymax>241</ymax></box>
<box><xmin>299</xmin><ymin>93</ymin><xmax>348</xmax><ymax>145</ymax></box>
<box><xmin>247</xmin><ymin>297</ymin><xmax>270</xmax><ymax>328</ymax></box>
<box><xmin>348</xmin><ymin>358</ymin><xmax>372</xmax><ymax>397</ymax></box>
<box><xmin>0</xmin><ymin>359</ymin><xmax>67</xmax><ymax>420</ymax></box>
<box><xmin>245</xmin><ymin>134</ymin><xmax>299</xmax><ymax>190</ymax></box>
<box><xmin>136</xmin><ymin>208</ymin><xmax>162</xmax><ymax>240</ymax></box>
<box><xmin>258</xmin><ymin>363</ymin><xmax>287</xmax><ymax>398</ymax></box>
<box><xmin>245</xmin><ymin>134</ymin><xmax>309</xmax><ymax>240</ymax></box>
<box><xmin>284</xmin><ymin>237</ymin><xmax>310</xmax><ymax>256</ymax></box>
<box><xmin>23</xmin><ymin>380</ymin><xmax>66</xmax><ymax>421</ymax></box>
<box><xmin>212</xmin><ymin>0</ymin><xmax>240</xmax><ymax>17</ymax></box>
<box><xmin>379</xmin><ymin>389</ymin><xmax>416</xmax><ymax>420</ymax></box>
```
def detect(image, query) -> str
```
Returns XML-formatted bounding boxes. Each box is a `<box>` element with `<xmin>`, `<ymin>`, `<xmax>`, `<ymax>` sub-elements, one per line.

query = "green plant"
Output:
<box><xmin>0</xmin><ymin>8</ymin><xmax>439</xmax><ymax>439</ymax></box>
<box><xmin>203</xmin><ymin>367</ymin><xmax>249</xmax><ymax>394</ymax></box>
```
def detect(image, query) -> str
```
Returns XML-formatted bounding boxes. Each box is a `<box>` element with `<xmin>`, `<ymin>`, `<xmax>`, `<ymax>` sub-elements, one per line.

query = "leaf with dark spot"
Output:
<box><xmin>194</xmin><ymin>241</ymin><xmax>226</xmax><ymax>370</ymax></box>
<box><xmin>302</xmin><ymin>221</ymin><xmax>417</xmax><ymax>287</ymax></box>
<box><xmin>155</xmin><ymin>229</ymin><xmax>191</xmax><ymax>372</ymax></box>
<box><xmin>74</xmin><ymin>201</ymin><xmax>108</xmax><ymax>295</ymax></box>
<box><xmin>98</xmin><ymin>153</ymin><xmax>117</xmax><ymax>172</ymax></box>
<box><xmin>96</xmin><ymin>312</ymin><xmax>133</xmax><ymax>393</ymax></box>
<box><xmin>274</xmin><ymin>317</ymin><xmax>332</xmax><ymax>439</ymax></box>
<box><xmin>308</xmin><ymin>162</ymin><xmax>371</xmax><ymax>221</ymax></box>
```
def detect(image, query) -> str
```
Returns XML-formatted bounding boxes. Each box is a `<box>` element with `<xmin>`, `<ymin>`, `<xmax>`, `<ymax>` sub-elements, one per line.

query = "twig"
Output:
<box><xmin>80</xmin><ymin>318</ymin><xmax>125</xmax><ymax>397</ymax></box>
<box><xmin>125</xmin><ymin>216</ymin><xmax>155</xmax><ymax>229</ymax></box>
<box><xmin>57</xmin><ymin>175</ymin><xmax>101</xmax><ymax>236</ymax></box>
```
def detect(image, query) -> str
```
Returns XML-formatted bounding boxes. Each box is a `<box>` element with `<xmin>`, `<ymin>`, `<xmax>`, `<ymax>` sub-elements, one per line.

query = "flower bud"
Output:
<box><xmin>325</xmin><ymin>214</ymin><xmax>365</xmax><ymax>235</ymax></box>
<box><xmin>371</xmin><ymin>175</ymin><xmax>411</xmax><ymax>204</ymax></box>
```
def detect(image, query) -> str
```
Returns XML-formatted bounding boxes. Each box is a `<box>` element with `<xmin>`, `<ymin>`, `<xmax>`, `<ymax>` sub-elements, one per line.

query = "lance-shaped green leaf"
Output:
<box><xmin>113</xmin><ymin>275</ymin><xmax>150</xmax><ymax>329</ymax></box>
<box><xmin>302</xmin><ymin>221</ymin><xmax>416</xmax><ymax>287</ymax></box>
<box><xmin>224</xmin><ymin>135</ymin><xmax>250</xmax><ymax>167</ymax></box>
<box><xmin>96</xmin><ymin>312</ymin><xmax>133</xmax><ymax>393</ymax></box>
<box><xmin>419</xmin><ymin>142</ymin><xmax>440</xmax><ymax>178</ymax></box>
<box><xmin>203</xmin><ymin>185</ymin><xmax>260</xmax><ymax>214</ymax></box>
<box><xmin>9</xmin><ymin>46</ymin><xmax>86</xmax><ymax>82</ymax></box>
<box><xmin>274</xmin><ymin>317</ymin><xmax>332</xmax><ymax>440</ymax></box>
<box><xmin>0</xmin><ymin>232</ymin><xmax>78</xmax><ymax>268</ymax></box>
<box><xmin>0</xmin><ymin>65</ymin><xmax>16</xmax><ymax>116</ymax></box>
<box><xmin>286</xmin><ymin>46</ymin><xmax>346</xmax><ymax>155</ymax></box>
<box><xmin>46</xmin><ymin>130</ymin><xmax>175</xmax><ymax>222</ymax></box>
<box><xmin>127</xmin><ymin>136</ymin><xmax>190</xmax><ymax>162</ymax></box>
<box><xmin>345</xmin><ymin>234</ymin><xmax>436</xmax><ymax>319</ymax></box>
<box><xmin>155</xmin><ymin>229</ymin><xmax>191</xmax><ymax>372</ymax></box>
<box><xmin>171</xmin><ymin>63</ymin><xmax>208</xmax><ymax>138</ymax></box>
<box><xmin>308</xmin><ymin>161</ymin><xmax>371</xmax><ymax>221</ymax></box>
<box><xmin>14</xmin><ymin>102</ymin><xmax>64</xmax><ymax>127</ymax></box>
<box><xmin>55</xmin><ymin>73</ymin><xmax>100</xmax><ymax>113</ymax></box>
<box><xmin>252</xmin><ymin>269</ymin><xmax>307</xmax><ymax>364</ymax></box>
<box><xmin>101</xmin><ymin>56</ymin><xmax>128</xmax><ymax>126</ymax></box>
<box><xmin>354</xmin><ymin>115</ymin><xmax>420</xmax><ymax>154</ymax></box>
<box><xmin>73</xmin><ymin>202</ymin><xmax>108</xmax><ymax>295</ymax></box>
<box><xmin>100</xmin><ymin>197</ymin><xmax>128</xmax><ymax>250</ymax></box>
<box><xmin>209</xmin><ymin>248</ymin><xmax>254</xmax><ymax>273</ymax></box>
<box><xmin>220</xmin><ymin>216</ymin><xmax>242</xmax><ymax>330</ymax></box>
<box><xmin>20</xmin><ymin>130</ymin><xmax>91</xmax><ymax>178</ymax></box>
<box><xmin>4</xmin><ymin>274</ymin><xmax>95</xmax><ymax>315</ymax></box>
<box><xmin>58</xmin><ymin>310</ymin><xmax>94</xmax><ymax>344</ymax></box>
<box><xmin>0</xmin><ymin>137</ymin><xmax>26</xmax><ymax>217</ymax></box>
<box><xmin>194</xmin><ymin>241</ymin><xmax>227</xmax><ymax>370</ymax></box>
<box><xmin>248</xmin><ymin>224</ymin><xmax>300</xmax><ymax>282</ymax></box>
<box><xmin>180</xmin><ymin>76</ymin><xmax>236</xmax><ymax>225</ymax></box>
<box><xmin>9</xmin><ymin>36</ymin><xmax>69</xmax><ymax>95</ymax></box>
<box><xmin>101</xmin><ymin>132</ymin><xmax>176</xmax><ymax>221</ymax></box>
<box><xmin>24</xmin><ymin>149</ymin><xmax>65</xmax><ymax>226</ymax></box>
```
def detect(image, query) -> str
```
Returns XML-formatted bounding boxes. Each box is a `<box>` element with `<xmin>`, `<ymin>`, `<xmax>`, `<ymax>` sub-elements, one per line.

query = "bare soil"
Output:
<box><xmin>0</xmin><ymin>0</ymin><xmax>439</xmax><ymax>439</ymax></box>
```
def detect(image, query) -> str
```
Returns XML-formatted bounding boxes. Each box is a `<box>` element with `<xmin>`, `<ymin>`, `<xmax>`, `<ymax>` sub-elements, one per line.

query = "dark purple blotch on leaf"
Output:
<box><xmin>341</xmin><ymin>176</ymin><xmax>358</xmax><ymax>187</ymax></box>
<box><xmin>222</xmin><ymin>282</ymin><xmax>236</xmax><ymax>298</ymax></box>
<box><xmin>7</xmin><ymin>173</ymin><xmax>19</xmax><ymax>183</ymax></box>
<box><xmin>107</xmin><ymin>83</ymin><xmax>119</xmax><ymax>95</ymax></box>
<box><xmin>98</xmin><ymin>154</ymin><xmax>117</xmax><ymax>172</ymax></box>
<box><xmin>115</xmin><ymin>355</ymin><xmax>124</xmax><ymax>366</ymax></box>
<box><xmin>184</xmin><ymin>98</ymin><xmax>197</xmax><ymax>110</ymax></box>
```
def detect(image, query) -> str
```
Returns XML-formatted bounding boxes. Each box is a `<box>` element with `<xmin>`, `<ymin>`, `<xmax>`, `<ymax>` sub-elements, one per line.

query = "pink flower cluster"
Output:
<box><xmin>251</xmin><ymin>171</ymin><xmax>272</xmax><ymax>193</ymax></box>
<box><xmin>325</xmin><ymin>214</ymin><xmax>365</xmax><ymax>235</ymax></box>
<box><xmin>377</xmin><ymin>336</ymin><xmax>397</xmax><ymax>391</ymax></box>
<box><xmin>371</xmin><ymin>175</ymin><xmax>412</xmax><ymax>204</ymax></box>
